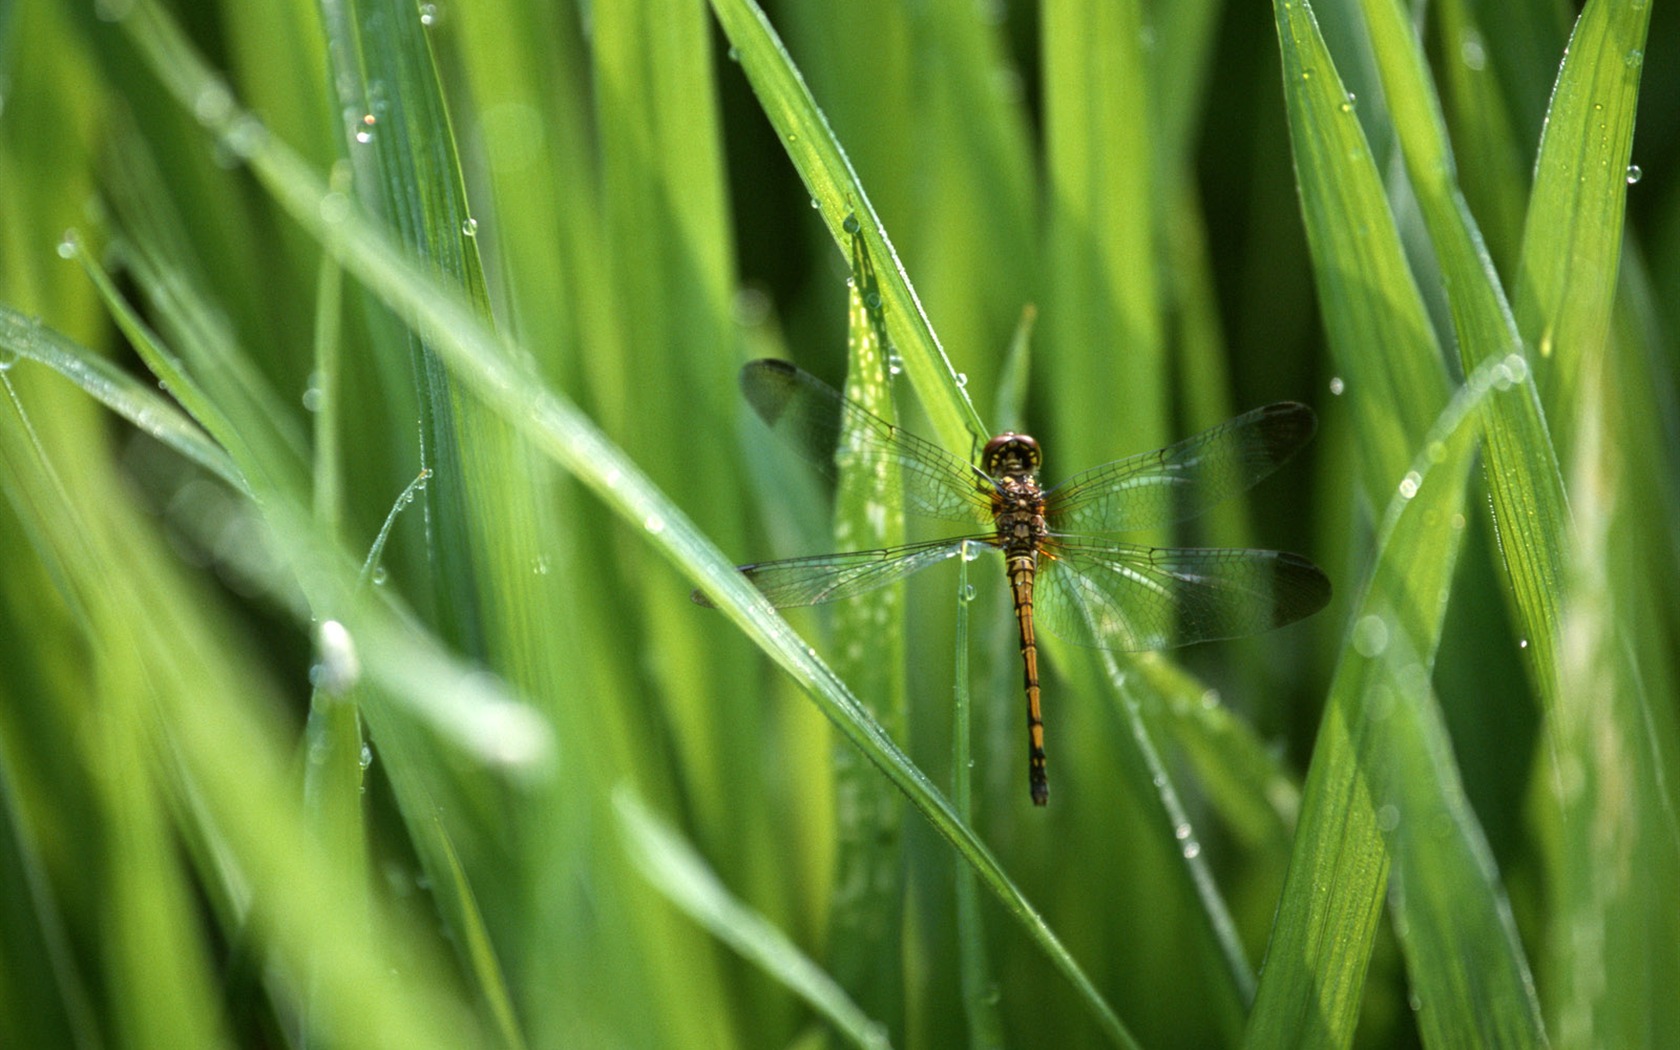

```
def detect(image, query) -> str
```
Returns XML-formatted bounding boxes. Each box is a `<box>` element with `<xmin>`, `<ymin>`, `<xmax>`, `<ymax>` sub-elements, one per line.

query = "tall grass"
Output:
<box><xmin>1</xmin><ymin>0</ymin><xmax>1675</xmax><ymax>1046</ymax></box>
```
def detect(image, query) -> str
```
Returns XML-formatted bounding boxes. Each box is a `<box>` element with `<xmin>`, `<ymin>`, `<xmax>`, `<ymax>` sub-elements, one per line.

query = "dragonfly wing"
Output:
<box><xmin>692</xmin><ymin>536</ymin><xmax>989</xmax><ymax>608</ymax></box>
<box><xmin>1047</xmin><ymin>402</ymin><xmax>1317</xmax><ymax>534</ymax></box>
<box><xmin>1034</xmin><ymin>540</ymin><xmax>1331</xmax><ymax>650</ymax></box>
<box><xmin>741</xmin><ymin>359</ymin><xmax>993</xmax><ymax>525</ymax></box>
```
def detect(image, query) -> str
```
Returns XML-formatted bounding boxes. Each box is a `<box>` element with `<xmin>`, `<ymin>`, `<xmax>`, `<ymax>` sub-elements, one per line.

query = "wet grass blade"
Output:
<box><xmin>616</xmin><ymin>789</ymin><xmax>892</xmax><ymax>1050</ymax></box>
<box><xmin>707</xmin><ymin>0</ymin><xmax>986</xmax><ymax>450</ymax></box>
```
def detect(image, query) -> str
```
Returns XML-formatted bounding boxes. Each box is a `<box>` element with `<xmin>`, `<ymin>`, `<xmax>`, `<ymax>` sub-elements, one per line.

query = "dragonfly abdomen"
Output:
<box><xmin>1005</xmin><ymin>552</ymin><xmax>1049</xmax><ymax>806</ymax></box>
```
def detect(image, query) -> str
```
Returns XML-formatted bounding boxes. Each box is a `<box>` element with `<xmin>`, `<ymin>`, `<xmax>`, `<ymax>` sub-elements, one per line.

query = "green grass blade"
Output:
<box><xmin>825</xmin><ymin>235</ymin><xmax>909</xmax><ymax>1028</ymax></box>
<box><xmin>615</xmin><ymin>789</ymin><xmax>892</xmax><ymax>1050</ymax></box>
<box><xmin>1268</xmin><ymin>0</ymin><xmax>1450</xmax><ymax>512</ymax></box>
<box><xmin>1248</xmin><ymin>0</ymin><xmax>1451</xmax><ymax>1040</ymax></box>
<box><xmin>1357</xmin><ymin>0</ymin><xmax>1571</xmax><ymax>719</ymax></box>
<box><xmin>1041</xmin><ymin>0</ymin><xmax>1166</xmax><ymax>468</ymax></box>
<box><xmin>1246</xmin><ymin>361</ymin><xmax>1510</xmax><ymax>1048</ymax></box>
<box><xmin>0</xmin><ymin>307</ymin><xmax>246</xmax><ymax>493</ymax></box>
<box><xmin>950</xmin><ymin>546</ymin><xmax>1005</xmax><ymax>1050</ymax></box>
<box><xmin>618</xmin><ymin>789</ymin><xmax>893</xmax><ymax>1048</ymax></box>
<box><xmin>707</xmin><ymin>0</ymin><xmax>986</xmax><ymax>450</ymax></box>
<box><xmin>1516</xmin><ymin>0</ymin><xmax>1651</xmax><ymax>444</ymax></box>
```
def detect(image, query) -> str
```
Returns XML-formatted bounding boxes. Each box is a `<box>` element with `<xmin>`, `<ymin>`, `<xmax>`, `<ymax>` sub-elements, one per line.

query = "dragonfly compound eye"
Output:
<box><xmin>982</xmin><ymin>433</ymin><xmax>1042</xmax><ymax>476</ymax></box>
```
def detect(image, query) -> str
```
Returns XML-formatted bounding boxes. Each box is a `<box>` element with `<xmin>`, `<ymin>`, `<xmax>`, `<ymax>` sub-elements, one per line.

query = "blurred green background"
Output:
<box><xmin>1</xmin><ymin>0</ymin><xmax>1676</xmax><ymax>1047</ymax></box>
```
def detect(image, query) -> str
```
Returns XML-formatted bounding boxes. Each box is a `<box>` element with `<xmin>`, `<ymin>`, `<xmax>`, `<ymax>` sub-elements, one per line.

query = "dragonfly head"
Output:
<box><xmin>982</xmin><ymin>432</ymin><xmax>1041</xmax><ymax>477</ymax></box>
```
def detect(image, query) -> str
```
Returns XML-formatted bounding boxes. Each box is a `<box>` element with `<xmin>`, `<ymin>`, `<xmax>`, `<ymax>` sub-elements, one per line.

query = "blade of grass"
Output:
<box><xmin>615</xmin><ymin>789</ymin><xmax>892</xmax><ymax>1050</ymax></box>
<box><xmin>951</xmin><ymin>544</ymin><xmax>1004</xmax><ymax>1050</ymax></box>
<box><xmin>1515</xmin><ymin>0</ymin><xmax>1651</xmax><ymax>445</ymax></box>
<box><xmin>0</xmin><ymin>306</ymin><xmax>246</xmax><ymax>492</ymax></box>
<box><xmin>708</xmin><ymin>0</ymin><xmax>986</xmax><ymax>451</ymax></box>
<box><xmin>1245</xmin><ymin>356</ymin><xmax>1528</xmax><ymax>1048</ymax></box>
<box><xmin>826</xmin><ymin>231</ymin><xmax>909</xmax><ymax>1029</ymax></box>
<box><xmin>115</xmin><ymin>7</ymin><xmax>1136</xmax><ymax>1043</ymax></box>
<box><xmin>1247</xmin><ymin>0</ymin><xmax>1454</xmax><ymax>1040</ymax></box>
<box><xmin>1041</xmin><ymin>0</ymin><xmax>1166</xmax><ymax>469</ymax></box>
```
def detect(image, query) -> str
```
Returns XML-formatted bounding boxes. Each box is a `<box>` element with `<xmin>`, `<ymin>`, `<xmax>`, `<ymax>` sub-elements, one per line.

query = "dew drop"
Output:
<box><xmin>1398</xmin><ymin>470</ymin><xmax>1422</xmax><ymax>499</ymax></box>
<box><xmin>301</xmin><ymin>385</ymin><xmax>323</xmax><ymax>412</ymax></box>
<box><xmin>842</xmin><ymin>213</ymin><xmax>861</xmax><ymax>234</ymax></box>
<box><xmin>644</xmin><ymin>513</ymin><xmax>666</xmax><ymax>534</ymax></box>
<box><xmin>1328</xmin><ymin>375</ymin><xmax>1345</xmax><ymax>396</ymax></box>
<box><xmin>1377</xmin><ymin>804</ymin><xmax>1400</xmax><ymax>832</ymax></box>
<box><xmin>419</xmin><ymin>3</ymin><xmax>438</xmax><ymax>26</ymax></box>
<box><xmin>360</xmin><ymin>743</ymin><xmax>374</xmax><ymax>770</ymax></box>
<box><xmin>1352</xmin><ymin>614</ymin><xmax>1390</xmax><ymax>658</ymax></box>
<box><xmin>461</xmin><ymin>216</ymin><xmax>479</xmax><ymax>236</ymax></box>
<box><xmin>1181</xmin><ymin>841</ymin><xmax>1201</xmax><ymax>859</ymax></box>
<box><xmin>372</xmin><ymin>565</ymin><xmax>389</xmax><ymax>586</ymax></box>
<box><xmin>810</xmin><ymin>197</ymin><xmax>821</xmax><ymax>209</ymax></box>
<box><xmin>955</xmin><ymin>372</ymin><xmax>969</xmax><ymax>389</ymax></box>
<box><xmin>320</xmin><ymin>192</ymin><xmax>352</xmax><ymax>225</ymax></box>
<box><xmin>1626</xmin><ymin>164</ymin><xmax>1643</xmax><ymax>185</ymax></box>
<box><xmin>727</xmin><ymin>46</ymin><xmax>740</xmax><ymax>62</ymax></box>
<box><xmin>1340</xmin><ymin>92</ymin><xmax>1357</xmax><ymax>113</ymax></box>
<box><xmin>57</xmin><ymin>230</ymin><xmax>81</xmax><ymax>259</ymax></box>
<box><xmin>1174</xmin><ymin>821</ymin><xmax>1192</xmax><ymax>840</ymax></box>
<box><xmin>1518</xmin><ymin>638</ymin><xmax>1529</xmax><ymax>650</ymax></box>
<box><xmin>194</xmin><ymin>83</ymin><xmax>234</xmax><ymax>125</ymax></box>
<box><xmin>1460</xmin><ymin>33</ymin><xmax>1487</xmax><ymax>71</ymax></box>
<box><xmin>313</xmin><ymin>619</ymin><xmax>361</xmax><ymax>695</ymax></box>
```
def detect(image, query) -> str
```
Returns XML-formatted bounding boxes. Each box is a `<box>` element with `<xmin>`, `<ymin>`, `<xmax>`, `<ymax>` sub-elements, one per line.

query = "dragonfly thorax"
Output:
<box><xmin>982</xmin><ymin>432</ymin><xmax>1041</xmax><ymax>478</ymax></box>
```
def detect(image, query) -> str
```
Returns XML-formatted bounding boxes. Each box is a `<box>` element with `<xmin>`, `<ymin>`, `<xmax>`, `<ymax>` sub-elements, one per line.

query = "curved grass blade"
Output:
<box><xmin>1515</xmin><ymin>0</ymin><xmax>1651</xmax><ymax>443</ymax></box>
<box><xmin>615</xmin><ymin>790</ymin><xmax>892</xmax><ymax>1050</ymax></box>
<box><xmin>1245</xmin><ymin>366</ymin><xmax>1497</xmax><ymax>1048</ymax></box>
<box><xmin>115</xmin><ymin>7</ymin><xmax>1136</xmax><ymax>1043</ymax></box>
<box><xmin>706</xmin><ymin>0</ymin><xmax>985</xmax><ymax>454</ymax></box>
<box><xmin>0</xmin><ymin>307</ymin><xmax>246</xmax><ymax>494</ymax></box>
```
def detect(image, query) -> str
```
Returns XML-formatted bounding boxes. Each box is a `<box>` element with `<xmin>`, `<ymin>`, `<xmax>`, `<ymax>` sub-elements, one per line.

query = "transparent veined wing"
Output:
<box><xmin>1046</xmin><ymin>402</ymin><xmax>1317</xmax><ymax>535</ymax></box>
<box><xmin>740</xmin><ymin>359</ymin><xmax>993</xmax><ymax>526</ymax></box>
<box><xmin>1033</xmin><ymin>540</ymin><xmax>1331</xmax><ymax>650</ymax></box>
<box><xmin>691</xmin><ymin>536</ymin><xmax>991</xmax><ymax>608</ymax></box>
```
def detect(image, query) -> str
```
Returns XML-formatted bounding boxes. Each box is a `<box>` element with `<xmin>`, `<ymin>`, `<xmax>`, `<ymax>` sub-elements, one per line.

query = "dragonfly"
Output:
<box><xmin>696</xmin><ymin>359</ymin><xmax>1331</xmax><ymax>805</ymax></box>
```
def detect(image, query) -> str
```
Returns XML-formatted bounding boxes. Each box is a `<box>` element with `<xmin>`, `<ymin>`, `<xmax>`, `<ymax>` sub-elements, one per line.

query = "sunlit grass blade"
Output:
<box><xmin>707</xmin><ymin>0</ymin><xmax>985</xmax><ymax>451</ymax></box>
<box><xmin>0</xmin><ymin>337</ymin><xmax>491</xmax><ymax>1049</ymax></box>
<box><xmin>0</xmin><ymin>307</ymin><xmax>245</xmax><ymax>493</ymax></box>
<box><xmin>1356</xmin><ymin>0</ymin><xmax>1571</xmax><ymax>723</ymax></box>
<box><xmin>1246</xmin><ymin>359</ymin><xmax>1524</xmax><ymax>1048</ymax></box>
<box><xmin>950</xmin><ymin>545</ymin><xmax>1005</xmax><ymax>1049</ymax></box>
<box><xmin>615</xmin><ymin>789</ymin><xmax>891</xmax><ymax>1050</ymax></box>
<box><xmin>1268</xmin><ymin>0</ymin><xmax>1450</xmax><ymax>511</ymax></box>
<box><xmin>114</xmin><ymin>8</ymin><xmax>1136</xmax><ymax>1042</ymax></box>
<box><xmin>1515</xmin><ymin>0</ymin><xmax>1651</xmax><ymax>441</ymax></box>
<box><xmin>1248</xmin><ymin>0</ymin><xmax>1452</xmax><ymax>1040</ymax></box>
<box><xmin>1041</xmin><ymin>0</ymin><xmax>1165</xmax><ymax>469</ymax></box>
<box><xmin>826</xmin><ymin>234</ymin><xmax>909</xmax><ymax>1026</ymax></box>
